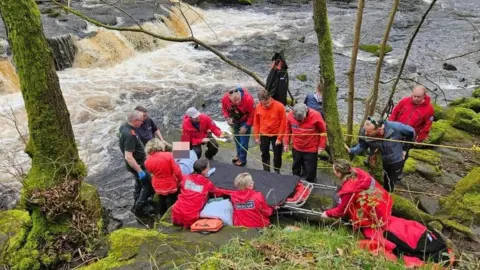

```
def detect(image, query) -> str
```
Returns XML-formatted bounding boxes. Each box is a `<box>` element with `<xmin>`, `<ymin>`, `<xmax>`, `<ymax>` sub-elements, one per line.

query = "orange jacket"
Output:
<box><xmin>253</xmin><ymin>98</ymin><xmax>286</xmax><ymax>142</ymax></box>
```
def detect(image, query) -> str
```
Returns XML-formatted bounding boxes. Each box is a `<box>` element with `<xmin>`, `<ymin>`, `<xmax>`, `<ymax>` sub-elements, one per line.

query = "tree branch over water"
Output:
<box><xmin>52</xmin><ymin>0</ymin><xmax>266</xmax><ymax>87</ymax></box>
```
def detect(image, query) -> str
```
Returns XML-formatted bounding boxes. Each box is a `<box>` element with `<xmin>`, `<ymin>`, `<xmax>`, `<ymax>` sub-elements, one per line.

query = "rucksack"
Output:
<box><xmin>265</xmin><ymin>52</ymin><xmax>293</xmax><ymax>106</ymax></box>
<box><xmin>190</xmin><ymin>218</ymin><xmax>223</xmax><ymax>234</ymax></box>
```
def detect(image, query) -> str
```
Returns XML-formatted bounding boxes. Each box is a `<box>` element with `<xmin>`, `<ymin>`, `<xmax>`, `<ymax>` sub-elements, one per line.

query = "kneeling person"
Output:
<box><xmin>172</xmin><ymin>159</ymin><xmax>224</xmax><ymax>228</ymax></box>
<box><xmin>230</xmin><ymin>173</ymin><xmax>273</xmax><ymax>228</ymax></box>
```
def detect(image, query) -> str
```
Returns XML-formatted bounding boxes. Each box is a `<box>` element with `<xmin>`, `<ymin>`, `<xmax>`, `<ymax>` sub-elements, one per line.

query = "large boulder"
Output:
<box><xmin>449</xmin><ymin>97</ymin><xmax>480</xmax><ymax>113</ymax></box>
<box><xmin>450</xmin><ymin>107</ymin><xmax>480</xmax><ymax>135</ymax></box>
<box><xmin>438</xmin><ymin>167</ymin><xmax>480</xmax><ymax>226</ymax></box>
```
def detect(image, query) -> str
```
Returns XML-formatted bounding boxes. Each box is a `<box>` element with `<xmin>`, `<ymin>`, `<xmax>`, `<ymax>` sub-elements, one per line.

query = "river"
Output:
<box><xmin>0</xmin><ymin>0</ymin><xmax>478</xmax><ymax>225</ymax></box>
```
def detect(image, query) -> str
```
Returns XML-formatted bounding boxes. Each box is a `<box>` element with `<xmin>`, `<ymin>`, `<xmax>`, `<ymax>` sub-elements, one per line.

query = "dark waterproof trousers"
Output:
<box><xmin>158</xmin><ymin>192</ymin><xmax>178</xmax><ymax>217</ymax></box>
<box><xmin>292</xmin><ymin>148</ymin><xmax>318</xmax><ymax>183</ymax></box>
<box><xmin>191</xmin><ymin>133</ymin><xmax>219</xmax><ymax>159</ymax></box>
<box><xmin>260</xmin><ymin>135</ymin><xmax>283</xmax><ymax>173</ymax></box>
<box><xmin>383</xmin><ymin>161</ymin><xmax>404</xmax><ymax>192</ymax></box>
<box><xmin>128</xmin><ymin>165</ymin><xmax>155</xmax><ymax>216</ymax></box>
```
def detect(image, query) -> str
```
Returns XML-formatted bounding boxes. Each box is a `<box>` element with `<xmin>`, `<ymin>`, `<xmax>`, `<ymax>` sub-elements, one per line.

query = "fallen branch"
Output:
<box><xmin>52</xmin><ymin>0</ymin><xmax>266</xmax><ymax>87</ymax></box>
<box><xmin>381</xmin><ymin>0</ymin><xmax>438</xmax><ymax>117</ymax></box>
<box><xmin>444</xmin><ymin>48</ymin><xmax>480</xmax><ymax>61</ymax></box>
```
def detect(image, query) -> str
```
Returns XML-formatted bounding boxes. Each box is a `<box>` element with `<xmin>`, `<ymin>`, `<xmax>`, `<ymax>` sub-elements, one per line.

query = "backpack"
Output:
<box><xmin>265</xmin><ymin>52</ymin><xmax>292</xmax><ymax>106</ymax></box>
<box><xmin>190</xmin><ymin>218</ymin><xmax>224</xmax><ymax>234</ymax></box>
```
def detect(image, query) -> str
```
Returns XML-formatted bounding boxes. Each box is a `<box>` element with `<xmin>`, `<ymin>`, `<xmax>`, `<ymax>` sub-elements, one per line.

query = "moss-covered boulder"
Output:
<box><xmin>450</xmin><ymin>107</ymin><xmax>480</xmax><ymax>134</ymax></box>
<box><xmin>449</xmin><ymin>97</ymin><xmax>480</xmax><ymax>113</ymax></box>
<box><xmin>472</xmin><ymin>88</ymin><xmax>480</xmax><ymax>98</ymax></box>
<box><xmin>81</xmin><ymin>228</ymin><xmax>213</xmax><ymax>270</ymax></box>
<box><xmin>0</xmin><ymin>210</ymin><xmax>31</xmax><ymax>264</ymax></box>
<box><xmin>438</xmin><ymin>167</ymin><xmax>480</xmax><ymax>226</ymax></box>
<box><xmin>359</xmin><ymin>44</ymin><xmax>393</xmax><ymax>56</ymax></box>
<box><xmin>433</xmin><ymin>103</ymin><xmax>452</xmax><ymax>121</ymax></box>
<box><xmin>424</xmin><ymin>120</ymin><xmax>447</xmax><ymax>144</ymax></box>
<box><xmin>408</xmin><ymin>149</ymin><xmax>441</xmax><ymax>165</ymax></box>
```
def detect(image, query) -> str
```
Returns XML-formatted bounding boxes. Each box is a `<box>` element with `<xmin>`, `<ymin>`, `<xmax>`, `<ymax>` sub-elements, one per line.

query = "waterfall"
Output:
<box><xmin>47</xmin><ymin>35</ymin><xmax>77</xmax><ymax>71</ymax></box>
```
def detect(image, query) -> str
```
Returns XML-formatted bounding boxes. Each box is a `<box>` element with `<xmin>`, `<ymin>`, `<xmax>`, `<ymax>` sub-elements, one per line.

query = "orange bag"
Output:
<box><xmin>190</xmin><ymin>218</ymin><xmax>223</xmax><ymax>233</ymax></box>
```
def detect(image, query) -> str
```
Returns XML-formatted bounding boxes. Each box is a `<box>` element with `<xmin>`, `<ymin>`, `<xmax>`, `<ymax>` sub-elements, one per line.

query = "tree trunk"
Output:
<box><xmin>362</xmin><ymin>0</ymin><xmax>400</xmax><ymax>124</ymax></box>
<box><xmin>346</xmin><ymin>0</ymin><xmax>365</xmax><ymax>145</ymax></box>
<box><xmin>313</xmin><ymin>0</ymin><xmax>348</xmax><ymax>160</ymax></box>
<box><xmin>0</xmin><ymin>0</ymin><xmax>97</xmax><ymax>268</ymax></box>
<box><xmin>381</xmin><ymin>0</ymin><xmax>438</xmax><ymax>117</ymax></box>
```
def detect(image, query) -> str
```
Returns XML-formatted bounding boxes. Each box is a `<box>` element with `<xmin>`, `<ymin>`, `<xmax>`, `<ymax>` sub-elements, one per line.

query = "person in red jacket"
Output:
<box><xmin>389</xmin><ymin>85</ymin><xmax>434</xmax><ymax>143</ymax></box>
<box><xmin>230</xmin><ymin>172</ymin><xmax>273</xmax><ymax>228</ymax></box>
<box><xmin>144</xmin><ymin>138</ymin><xmax>183</xmax><ymax>217</ymax></box>
<box><xmin>221</xmin><ymin>87</ymin><xmax>255</xmax><ymax>166</ymax></box>
<box><xmin>172</xmin><ymin>159</ymin><xmax>224</xmax><ymax>228</ymax></box>
<box><xmin>284</xmin><ymin>103</ymin><xmax>327</xmax><ymax>183</ymax></box>
<box><xmin>181</xmin><ymin>107</ymin><xmax>224</xmax><ymax>160</ymax></box>
<box><xmin>321</xmin><ymin>159</ymin><xmax>393</xmax><ymax>232</ymax></box>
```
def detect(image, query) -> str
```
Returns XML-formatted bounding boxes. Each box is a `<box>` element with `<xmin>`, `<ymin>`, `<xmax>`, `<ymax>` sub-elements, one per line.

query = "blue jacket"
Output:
<box><xmin>304</xmin><ymin>93</ymin><xmax>325</xmax><ymax>119</ymax></box>
<box><xmin>349</xmin><ymin>121</ymin><xmax>416</xmax><ymax>165</ymax></box>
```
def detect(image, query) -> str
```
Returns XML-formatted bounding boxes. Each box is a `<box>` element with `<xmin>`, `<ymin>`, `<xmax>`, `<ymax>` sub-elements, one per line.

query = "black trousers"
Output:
<box><xmin>191</xmin><ymin>134</ymin><xmax>219</xmax><ymax>159</ymax></box>
<box><xmin>292</xmin><ymin>149</ymin><xmax>318</xmax><ymax>183</ymax></box>
<box><xmin>383</xmin><ymin>161</ymin><xmax>404</xmax><ymax>192</ymax></box>
<box><xmin>260</xmin><ymin>136</ymin><xmax>283</xmax><ymax>173</ymax></box>
<box><xmin>158</xmin><ymin>192</ymin><xmax>178</xmax><ymax>217</ymax></box>
<box><xmin>129</xmin><ymin>165</ymin><xmax>155</xmax><ymax>216</ymax></box>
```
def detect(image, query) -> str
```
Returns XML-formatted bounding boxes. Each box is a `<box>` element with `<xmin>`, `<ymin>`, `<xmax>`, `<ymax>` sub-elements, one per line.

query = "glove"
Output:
<box><xmin>138</xmin><ymin>170</ymin><xmax>147</xmax><ymax>181</ymax></box>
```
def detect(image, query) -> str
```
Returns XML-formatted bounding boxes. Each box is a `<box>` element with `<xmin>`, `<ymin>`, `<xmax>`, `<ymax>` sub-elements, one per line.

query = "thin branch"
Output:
<box><xmin>173</xmin><ymin>3</ymin><xmax>193</xmax><ymax>38</ymax></box>
<box><xmin>381</xmin><ymin>0</ymin><xmax>438</xmax><ymax>117</ymax></box>
<box><xmin>444</xmin><ymin>48</ymin><xmax>480</xmax><ymax>61</ymax></box>
<box><xmin>52</xmin><ymin>0</ymin><xmax>266</xmax><ymax>87</ymax></box>
<box><xmin>99</xmin><ymin>0</ymin><xmax>144</xmax><ymax>30</ymax></box>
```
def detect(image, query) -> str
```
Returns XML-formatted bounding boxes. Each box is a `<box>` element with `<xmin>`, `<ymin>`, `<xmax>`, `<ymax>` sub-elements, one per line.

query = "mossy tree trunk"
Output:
<box><xmin>346</xmin><ymin>0</ymin><xmax>365</xmax><ymax>145</ymax></box>
<box><xmin>313</xmin><ymin>0</ymin><xmax>348</xmax><ymax>161</ymax></box>
<box><xmin>362</xmin><ymin>0</ymin><xmax>399</xmax><ymax>124</ymax></box>
<box><xmin>0</xmin><ymin>0</ymin><xmax>90</xmax><ymax>268</ymax></box>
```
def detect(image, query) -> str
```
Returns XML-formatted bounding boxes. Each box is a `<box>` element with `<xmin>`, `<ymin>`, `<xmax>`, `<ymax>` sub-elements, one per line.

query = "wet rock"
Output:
<box><xmin>418</xmin><ymin>196</ymin><xmax>439</xmax><ymax>215</ymax></box>
<box><xmin>47</xmin><ymin>35</ymin><xmax>77</xmax><ymax>71</ymax></box>
<box><xmin>85</xmin><ymin>96</ymin><xmax>114</xmax><ymax>112</ymax></box>
<box><xmin>0</xmin><ymin>180</ymin><xmax>22</xmax><ymax>210</ymax></box>
<box><xmin>443</xmin><ymin>63</ymin><xmax>457</xmax><ymax>71</ymax></box>
<box><xmin>437</xmin><ymin>172</ymin><xmax>462</xmax><ymax>188</ymax></box>
<box><xmin>434</xmin><ymin>147</ymin><xmax>465</xmax><ymax>163</ymax></box>
<box><xmin>415</xmin><ymin>161</ymin><xmax>441</xmax><ymax>181</ymax></box>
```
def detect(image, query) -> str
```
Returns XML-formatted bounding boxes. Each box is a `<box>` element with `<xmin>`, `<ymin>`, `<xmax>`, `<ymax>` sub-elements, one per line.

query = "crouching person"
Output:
<box><xmin>145</xmin><ymin>138</ymin><xmax>183</xmax><ymax>217</ymax></box>
<box><xmin>230</xmin><ymin>173</ymin><xmax>273</xmax><ymax>228</ymax></box>
<box><xmin>172</xmin><ymin>159</ymin><xmax>224</xmax><ymax>228</ymax></box>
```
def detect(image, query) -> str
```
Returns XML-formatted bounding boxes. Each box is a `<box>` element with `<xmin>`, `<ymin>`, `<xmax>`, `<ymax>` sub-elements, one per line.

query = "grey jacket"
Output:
<box><xmin>349</xmin><ymin>121</ymin><xmax>415</xmax><ymax>165</ymax></box>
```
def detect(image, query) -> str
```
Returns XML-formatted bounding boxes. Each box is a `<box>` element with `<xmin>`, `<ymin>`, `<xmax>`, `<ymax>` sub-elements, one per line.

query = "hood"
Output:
<box><xmin>234</xmin><ymin>189</ymin><xmax>256</xmax><ymax>201</ymax></box>
<box><xmin>338</xmin><ymin>168</ymin><xmax>374</xmax><ymax>195</ymax></box>
<box><xmin>410</xmin><ymin>94</ymin><xmax>431</xmax><ymax>107</ymax></box>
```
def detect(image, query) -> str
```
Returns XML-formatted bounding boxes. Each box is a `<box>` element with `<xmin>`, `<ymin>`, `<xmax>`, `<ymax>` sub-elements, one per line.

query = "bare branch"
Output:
<box><xmin>99</xmin><ymin>0</ymin><xmax>144</xmax><ymax>30</ymax></box>
<box><xmin>381</xmin><ymin>0</ymin><xmax>438</xmax><ymax>117</ymax></box>
<box><xmin>444</xmin><ymin>48</ymin><xmax>480</xmax><ymax>61</ymax></box>
<box><xmin>52</xmin><ymin>0</ymin><xmax>266</xmax><ymax>87</ymax></box>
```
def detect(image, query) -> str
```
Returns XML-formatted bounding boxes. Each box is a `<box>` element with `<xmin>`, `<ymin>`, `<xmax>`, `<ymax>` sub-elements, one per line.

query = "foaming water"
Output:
<box><xmin>0</xmin><ymin>59</ymin><xmax>20</xmax><ymax>94</ymax></box>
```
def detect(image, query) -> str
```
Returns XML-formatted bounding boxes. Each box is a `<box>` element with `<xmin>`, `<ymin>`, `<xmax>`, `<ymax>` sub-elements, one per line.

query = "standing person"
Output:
<box><xmin>144</xmin><ymin>138</ymin><xmax>183</xmax><ymax>217</ymax></box>
<box><xmin>345</xmin><ymin>116</ymin><xmax>415</xmax><ymax>192</ymax></box>
<box><xmin>230</xmin><ymin>173</ymin><xmax>273</xmax><ymax>228</ymax></box>
<box><xmin>119</xmin><ymin>110</ymin><xmax>155</xmax><ymax>217</ymax></box>
<box><xmin>172</xmin><ymin>159</ymin><xmax>225</xmax><ymax>228</ymax></box>
<box><xmin>253</xmin><ymin>89</ymin><xmax>287</xmax><ymax>173</ymax></box>
<box><xmin>304</xmin><ymin>83</ymin><xmax>325</xmax><ymax>119</ymax></box>
<box><xmin>181</xmin><ymin>107</ymin><xmax>223</xmax><ymax>160</ymax></box>
<box><xmin>222</xmin><ymin>87</ymin><xmax>255</xmax><ymax>166</ymax></box>
<box><xmin>389</xmin><ymin>85</ymin><xmax>434</xmax><ymax>143</ymax></box>
<box><xmin>134</xmin><ymin>106</ymin><xmax>168</xmax><ymax>147</ymax></box>
<box><xmin>283</xmin><ymin>103</ymin><xmax>326</xmax><ymax>183</ymax></box>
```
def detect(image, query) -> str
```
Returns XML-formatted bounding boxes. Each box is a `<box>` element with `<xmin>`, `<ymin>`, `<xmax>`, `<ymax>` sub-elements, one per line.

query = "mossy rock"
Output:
<box><xmin>296</xmin><ymin>74</ymin><xmax>307</xmax><ymax>81</ymax></box>
<box><xmin>450</xmin><ymin>107</ymin><xmax>480</xmax><ymax>134</ymax></box>
<box><xmin>438</xmin><ymin>167</ymin><xmax>480</xmax><ymax>226</ymax></box>
<box><xmin>450</xmin><ymin>97</ymin><xmax>480</xmax><ymax>113</ymax></box>
<box><xmin>408</xmin><ymin>149</ymin><xmax>440</xmax><ymax>165</ymax></box>
<box><xmin>81</xmin><ymin>228</ymin><xmax>212</xmax><ymax>270</ymax></box>
<box><xmin>433</xmin><ymin>104</ymin><xmax>452</xmax><ymax>121</ymax></box>
<box><xmin>403</xmin><ymin>158</ymin><xmax>417</xmax><ymax>175</ymax></box>
<box><xmin>472</xmin><ymin>88</ymin><xmax>480</xmax><ymax>98</ymax></box>
<box><xmin>0</xmin><ymin>210</ymin><xmax>31</xmax><ymax>263</ymax></box>
<box><xmin>359</xmin><ymin>44</ymin><xmax>393</xmax><ymax>56</ymax></box>
<box><xmin>80</xmin><ymin>182</ymin><xmax>104</xmax><ymax>232</ymax></box>
<box><xmin>425</xmin><ymin>120</ymin><xmax>470</xmax><ymax>144</ymax></box>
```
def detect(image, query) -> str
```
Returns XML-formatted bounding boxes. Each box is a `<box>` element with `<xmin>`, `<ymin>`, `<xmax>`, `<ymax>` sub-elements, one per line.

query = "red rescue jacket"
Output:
<box><xmin>284</xmin><ymin>108</ymin><xmax>327</xmax><ymax>152</ymax></box>
<box><xmin>221</xmin><ymin>88</ymin><xmax>255</xmax><ymax>126</ymax></box>
<box><xmin>230</xmin><ymin>189</ymin><xmax>273</xmax><ymax>228</ymax></box>
<box><xmin>181</xmin><ymin>114</ymin><xmax>222</xmax><ymax>146</ymax></box>
<box><xmin>389</xmin><ymin>95</ymin><xmax>434</xmax><ymax>142</ymax></box>
<box><xmin>145</xmin><ymin>152</ymin><xmax>183</xmax><ymax>195</ymax></box>
<box><xmin>172</xmin><ymin>173</ymin><xmax>224</xmax><ymax>228</ymax></box>
<box><xmin>325</xmin><ymin>168</ymin><xmax>392</xmax><ymax>230</ymax></box>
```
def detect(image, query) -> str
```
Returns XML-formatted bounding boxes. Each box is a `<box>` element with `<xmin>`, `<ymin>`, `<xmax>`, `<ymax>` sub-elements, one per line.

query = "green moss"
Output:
<box><xmin>351</xmin><ymin>155</ymin><xmax>368</xmax><ymax>171</ymax></box>
<box><xmin>47</xmin><ymin>10</ymin><xmax>61</xmax><ymax>18</ymax></box>
<box><xmin>403</xmin><ymin>158</ymin><xmax>417</xmax><ymax>175</ymax></box>
<box><xmin>359</xmin><ymin>44</ymin><xmax>393</xmax><ymax>56</ymax></box>
<box><xmin>392</xmin><ymin>194</ymin><xmax>433</xmax><ymax>223</ymax></box>
<box><xmin>0</xmin><ymin>210</ymin><xmax>31</xmax><ymax>264</ymax></box>
<box><xmin>428</xmin><ymin>221</ymin><xmax>443</xmax><ymax>231</ymax></box>
<box><xmin>450</xmin><ymin>107</ymin><xmax>480</xmax><ymax>134</ymax></box>
<box><xmin>296</xmin><ymin>74</ymin><xmax>307</xmax><ymax>81</ymax></box>
<box><xmin>450</xmin><ymin>97</ymin><xmax>480</xmax><ymax>113</ymax></box>
<box><xmin>473</xmin><ymin>88</ymin><xmax>480</xmax><ymax>98</ymax></box>
<box><xmin>408</xmin><ymin>149</ymin><xmax>440</xmax><ymax>165</ymax></box>
<box><xmin>286</xmin><ymin>97</ymin><xmax>295</xmax><ymax>106</ymax></box>
<box><xmin>303</xmin><ymin>194</ymin><xmax>334</xmax><ymax>211</ymax></box>
<box><xmin>438</xmin><ymin>167</ymin><xmax>480</xmax><ymax>226</ymax></box>
<box><xmin>433</xmin><ymin>103</ymin><xmax>452</xmax><ymax>121</ymax></box>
